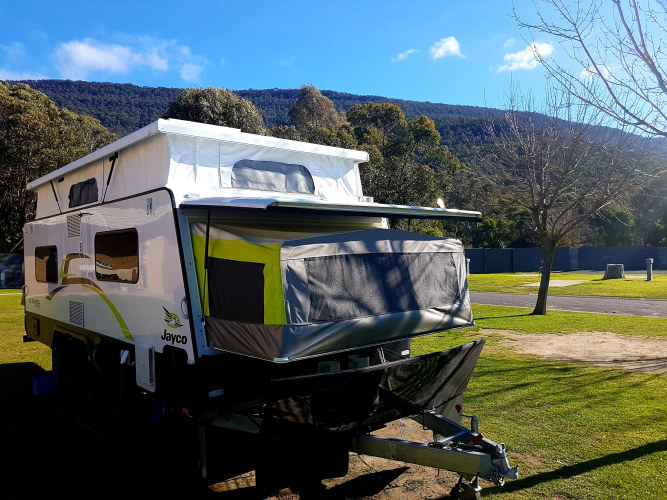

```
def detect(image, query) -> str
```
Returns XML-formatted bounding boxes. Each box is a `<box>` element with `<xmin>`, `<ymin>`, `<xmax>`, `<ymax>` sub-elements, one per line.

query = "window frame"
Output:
<box><xmin>35</xmin><ymin>245</ymin><xmax>59</xmax><ymax>284</ymax></box>
<box><xmin>94</xmin><ymin>228</ymin><xmax>140</xmax><ymax>284</ymax></box>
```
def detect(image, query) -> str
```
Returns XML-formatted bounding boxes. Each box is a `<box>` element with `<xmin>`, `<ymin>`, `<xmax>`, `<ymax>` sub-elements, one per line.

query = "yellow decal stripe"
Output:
<box><xmin>84</xmin><ymin>285</ymin><xmax>135</xmax><ymax>341</ymax></box>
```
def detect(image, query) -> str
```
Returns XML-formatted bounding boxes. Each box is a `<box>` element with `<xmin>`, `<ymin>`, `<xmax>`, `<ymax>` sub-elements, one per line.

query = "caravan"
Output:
<box><xmin>23</xmin><ymin>118</ymin><xmax>516</xmax><ymax>495</ymax></box>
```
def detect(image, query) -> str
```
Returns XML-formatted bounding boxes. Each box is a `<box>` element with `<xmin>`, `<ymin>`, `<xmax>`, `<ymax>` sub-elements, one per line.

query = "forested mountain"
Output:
<box><xmin>16</xmin><ymin>79</ymin><xmax>500</xmax><ymax>137</ymax></box>
<box><xmin>6</xmin><ymin>79</ymin><xmax>665</xmax><ymax>249</ymax></box>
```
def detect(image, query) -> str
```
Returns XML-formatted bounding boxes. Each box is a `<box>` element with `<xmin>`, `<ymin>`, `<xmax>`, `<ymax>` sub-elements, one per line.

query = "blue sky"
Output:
<box><xmin>1</xmin><ymin>1</ymin><xmax>565</xmax><ymax>109</ymax></box>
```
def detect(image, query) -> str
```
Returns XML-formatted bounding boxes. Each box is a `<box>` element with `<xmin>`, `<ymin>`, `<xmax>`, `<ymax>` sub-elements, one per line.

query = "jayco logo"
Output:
<box><xmin>163</xmin><ymin>306</ymin><xmax>183</xmax><ymax>329</ymax></box>
<box><xmin>161</xmin><ymin>329</ymin><xmax>188</xmax><ymax>345</ymax></box>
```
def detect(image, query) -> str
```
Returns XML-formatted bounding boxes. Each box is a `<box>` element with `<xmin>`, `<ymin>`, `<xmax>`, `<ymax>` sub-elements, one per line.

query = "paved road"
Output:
<box><xmin>470</xmin><ymin>291</ymin><xmax>667</xmax><ymax>319</ymax></box>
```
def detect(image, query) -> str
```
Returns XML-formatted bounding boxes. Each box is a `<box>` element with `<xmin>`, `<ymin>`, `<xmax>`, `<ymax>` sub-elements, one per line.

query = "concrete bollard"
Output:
<box><xmin>646</xmin><ymin>258</ymin><xmax>653</xmax><ymax>281</ymax></box>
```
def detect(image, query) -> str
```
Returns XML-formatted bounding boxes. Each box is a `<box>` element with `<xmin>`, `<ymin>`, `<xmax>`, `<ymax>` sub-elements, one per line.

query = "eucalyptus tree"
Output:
<box><xmin>348</xmin><ymin>103</ymin><xmax>461</xmax><ymax>216</ymax></box>
<box><xmin>162</xmin><ymin>86</ymin><xmax>268</xmax><ymax>135</ymax></box>
<box><xmin>0</xmin><ymin>82</ymin><xmax>116</xmax><ymax>251</ymax></box>
<box><xmin>288</xmin><ymin>84</ymin><xmax>347</xmax><ymax>129</ymax></box>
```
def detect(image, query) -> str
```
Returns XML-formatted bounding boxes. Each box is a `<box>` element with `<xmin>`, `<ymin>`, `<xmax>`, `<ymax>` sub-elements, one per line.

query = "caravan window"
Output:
<box><xmin>94</xmin><ymin>230</ymin><xmax>139</xmax><ymax>283</ymax></box>
<box><xmin>35</xmin><ymin>246</ymin><xmax>58</xmax><ymax>283</ymax></box>
<box><xmin>231</xmin><ymin>159</ymin><xmax>315</xmax><ymax>194</ymax></box>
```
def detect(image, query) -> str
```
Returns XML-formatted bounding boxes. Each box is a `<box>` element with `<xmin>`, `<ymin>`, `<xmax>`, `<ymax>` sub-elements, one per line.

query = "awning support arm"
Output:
<box><xmin>201</xmin><ymin>208</ymin><xmax>211</xmax><ymax>323</ymax></box>
<box><xmin>49</xmin><ymin>180</ymin><xmax>62</xmax><ymax>214</ymax></box>
<box><xmin>102</xmin><ymin>152</ymin><xmax>118</xmax><ymax>203</ymax></box>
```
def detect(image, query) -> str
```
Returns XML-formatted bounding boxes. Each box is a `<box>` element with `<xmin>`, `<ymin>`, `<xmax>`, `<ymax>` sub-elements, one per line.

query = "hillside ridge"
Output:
<box><xmin>14</xmin><ymin>79</ymin><xmax>501</xmax><ymax>137</ymax></box>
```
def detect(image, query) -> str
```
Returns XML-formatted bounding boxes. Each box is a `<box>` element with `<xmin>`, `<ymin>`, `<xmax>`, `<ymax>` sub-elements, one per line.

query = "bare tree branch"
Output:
<box><xmin>515</xmin><ymin>0</ymin><xmax>667</xmax><ymax>137</ymax></box>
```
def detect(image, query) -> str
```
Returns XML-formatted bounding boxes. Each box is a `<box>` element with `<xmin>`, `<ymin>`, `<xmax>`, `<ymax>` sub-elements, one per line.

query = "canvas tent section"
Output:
<box><xmin>192</xmin><ymin>223</ymin><xmax>473</xmax><ymax>362</ymax></box>
<box><xmin>29</xmin><ymin>119</ymin><xmax>367</xmax><ymax>219</ymax></box>
<box><xmin>164</xmin><ymin>129</ymin><xmax>365</xmax><ymax>205</ymax></box>
<box><xmin>31</xmin><ymin>132</ymin><xmax>170</xmax><ymax>219</ymax></box>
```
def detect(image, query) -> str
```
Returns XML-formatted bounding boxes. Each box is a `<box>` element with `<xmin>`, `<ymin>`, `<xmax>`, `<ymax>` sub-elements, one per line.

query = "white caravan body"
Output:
<box><xmin>21</xmin><ymin>119</ymin><xmax>520</xmax><ymax>492</ymax></box>
<box><xmin>23</xmin><ymin>118</ymin><xmax>480</xmax><ymax>390</ymax></box>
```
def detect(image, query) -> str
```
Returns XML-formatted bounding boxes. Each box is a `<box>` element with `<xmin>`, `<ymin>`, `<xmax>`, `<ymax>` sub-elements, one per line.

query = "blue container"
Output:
<box><xmin>32</xmin><ymin>375</ymin><xmax>57</xmax><ymax>395</ymax></box>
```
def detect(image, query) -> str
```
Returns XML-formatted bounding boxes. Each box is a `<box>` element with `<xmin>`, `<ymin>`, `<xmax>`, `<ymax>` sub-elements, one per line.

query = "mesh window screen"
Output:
<box><xmin>208</xmin><ymin>257</ymin><xmax>265</xmax><ymax>323</ymax></box>
<box><xmin>68</xmin><ymin>178</ymin><xmax>98</xmax><ymax>208</ymax></box>
<box><xmin>262</xmin><ymin>338</ymin><xmax>485</xmax><ymax>435</ymax></box>
<box><xmin>305</xmin><ymin>252</ymin><xmax>461</xmax><ymax>322</ymax></box>
<box><xmin>231</xmin><ymin>159</ymin><xmax>315</xmax><ymax>194</ymax></box>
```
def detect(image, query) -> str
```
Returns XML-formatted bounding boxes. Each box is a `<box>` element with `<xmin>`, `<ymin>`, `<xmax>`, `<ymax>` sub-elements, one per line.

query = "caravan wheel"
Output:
<box><xmin>53</xmin><ymin>336</ymin><xmax>126</xmax><ymax>434</ymax></box>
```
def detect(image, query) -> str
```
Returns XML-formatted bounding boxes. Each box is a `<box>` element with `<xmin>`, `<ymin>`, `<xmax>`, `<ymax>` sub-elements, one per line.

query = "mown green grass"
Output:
<box><xmin>0</xmin><ymin>293</ymin><xmax>51</xmax><ymax>371</ymax></box>
<box><xmin>2</xmin><ymin>291</ymin><xmax>665</xmax><ymax>499</ymax></box>
<box><xmin>413</xmin><ymin>305</ymin><xmax>667</xmax><ymax>499</ymax></box>
<box><xmin>467</xmin><ymin>272</ymin><xmax>667</xmax><ymax>299</ymax></box>
<box><xmin>467</xmin><ymin>304</ymin><xmax>667</xmax><ymax>337</ymax></box>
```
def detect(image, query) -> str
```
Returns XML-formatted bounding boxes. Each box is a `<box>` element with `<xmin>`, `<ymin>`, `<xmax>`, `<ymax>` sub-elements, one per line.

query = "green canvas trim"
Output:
<box><xmin>191</xmin><ymin>233</ymin><xmax>287</xmax><ymax>325</ymax></box>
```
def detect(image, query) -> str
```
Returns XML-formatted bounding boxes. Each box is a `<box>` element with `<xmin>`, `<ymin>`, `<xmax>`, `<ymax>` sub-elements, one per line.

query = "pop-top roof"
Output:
<box><xmin>27</xmin><ymin>118</ymin><xmax>369</xmax><ymax>191</ymax></box>
<box><xmin>26</xmin><ymin>118</ymin><xmax>481</xmax><ymax>222</ymax></box>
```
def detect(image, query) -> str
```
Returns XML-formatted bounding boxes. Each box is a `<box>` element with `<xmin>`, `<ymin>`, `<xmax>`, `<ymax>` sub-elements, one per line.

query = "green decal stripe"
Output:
<box><xmin>85</xmin><ymin>285</ymin><xmax>134</xmax><ymax>340</ymax></box>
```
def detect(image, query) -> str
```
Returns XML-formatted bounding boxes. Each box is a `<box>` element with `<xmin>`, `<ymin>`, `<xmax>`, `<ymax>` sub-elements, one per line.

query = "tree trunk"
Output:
<box><xmin>533</xmin><ymin>244</ymin><xmax>556</xmax><ymax>315</ymax></box>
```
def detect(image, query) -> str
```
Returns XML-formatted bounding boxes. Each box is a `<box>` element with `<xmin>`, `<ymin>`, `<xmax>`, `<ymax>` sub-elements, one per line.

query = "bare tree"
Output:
<box><xmin>515</xmin><ymin>0</ymin><xmax>667</xmax><ymax>137</ymax></box>
<box><xmin>485</xmin><ymin>89</ymin><xmax>645</xmax><ymax>314</ymax></box>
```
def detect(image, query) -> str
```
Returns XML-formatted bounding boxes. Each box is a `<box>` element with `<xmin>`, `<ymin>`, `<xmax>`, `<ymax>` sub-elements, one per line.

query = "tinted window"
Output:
<box><xmin>95</xmin><ymin>230</ymin><xmax>139</xmax><ymax>283</ymax></box>
<box><xmin>35</xmin><ymin>246</ymin><xmax>58</xmax><ymax>283</ymax></box>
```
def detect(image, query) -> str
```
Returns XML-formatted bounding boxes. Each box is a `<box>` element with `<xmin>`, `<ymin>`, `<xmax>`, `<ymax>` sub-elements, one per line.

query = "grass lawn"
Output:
<box><xmin>1</xmin><ymin>291</ymin><xmax>665</xmax><ymax>499</ymax></box>
<box><xmin>467</xmin><ymin>272</ymin><xmax>667</xmax><ymax>299</ymax></box>
<box><xmin>0</xmin><ymin>291</ymin><xmax>51</xmax><ymax>371</ymax></box>
<box><xmin>413</xmin><ymin>304</ymin><xmax>667</xmax><ymax>499</ymax></box>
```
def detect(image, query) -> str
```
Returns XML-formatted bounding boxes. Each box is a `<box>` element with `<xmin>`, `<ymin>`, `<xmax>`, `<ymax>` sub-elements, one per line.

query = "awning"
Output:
<box><xmin>180</xmin><ymin>196</ymin><xmax>482</xmax><ymax>222</ymax></box>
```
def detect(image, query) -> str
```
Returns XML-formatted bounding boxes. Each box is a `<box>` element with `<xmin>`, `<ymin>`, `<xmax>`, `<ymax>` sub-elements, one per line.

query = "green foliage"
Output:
<box><xmin>13</xmin><ymin>79</ymin><xmax>666</xmax><ymax>250</ymax></box>
<box><xmin>348</xmin><ymin>103</ymin><xmax>461</xmax><ymax>219</ymax></box>
<box><xmin>0</xmin><ymin>81</ymin><xmax>116</xmax><ymax>251</ymax></box>
<box><xmin>478</xmin><ymin>218</ymin><xmax>517</xmax><ymax>248</ymax></box>
<box><xmin>18</xmin><ymin>80</ymin><xmax>507</xmax><ymax>136</ymax></box>
<box><xmin>288</xmin><ymin>84</ymin><xmax>347</xmax><ymax>129</ymax></box>
<box><xmin>162</xmin><ymin>87</ymin><xmax>268</xmax><ymax>135</ymax></box>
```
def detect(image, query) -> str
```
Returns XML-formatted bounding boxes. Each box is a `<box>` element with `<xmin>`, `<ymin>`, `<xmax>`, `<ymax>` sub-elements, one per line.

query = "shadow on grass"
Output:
<box><xmin>472</xmin><ymin>314</ymin><xmax>534</xmax><ymax>321</ymax></box>
<box><xmin>486</xmin><ymin>439</ymin><xmax>667</xmax><ymax>494</ymax></box>
<box><xmin>206</xmin><ymin>467</ymin><xmax>410</xmax><ymax>500</ymax></box>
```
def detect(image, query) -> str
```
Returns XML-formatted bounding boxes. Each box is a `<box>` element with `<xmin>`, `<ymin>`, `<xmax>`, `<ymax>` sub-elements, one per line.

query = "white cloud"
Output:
<box><xmin>498</xmin><ymin>42</ymin><xmax>553</xmax><ymax>72</ymax></box>
<box><xmin>430</xmin><ymin>37</ymin><xmax>463</xmax><ymax>59</ymax></box>
<box><xmin>56</xmin><ymin>40</ymin><xmax>135</xmax><ymax>79</ymax></box>
<box><xmin>580</xmin><ymin>64</ymin><xmax>615</xmax><ymax>81</ymax></box>
<box><xmin>0</xmin><ymin>69</ymin><xmax>48</xmax><ymax>80</ymax></box>
<box><xmin>180</xmin><ymin>63</ymin><xmax>203</xmax><ymax>82</ymax></box>
<box><xmin>280</xmin><ymin>56</ymin><xmax>296</xmax><ymax>67</ymax></box>
<box><xmin>145</xmin><ymin>48</ymin><xmax>169</xmax><ymax>72</ymax></box>
<box><xmin>53</xmin><ymin>37</ymin><xmax>205</xmax><ymax>82</ymax></box>
<box><xmin>503</xmin><ymin>38</ymin><xmax>515</xmax><ymax>49</ymax></box>
<box><xmin>392</xmin><ymin>48</ymin><xmax>417</xmax><ymax>62</ymax></box>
